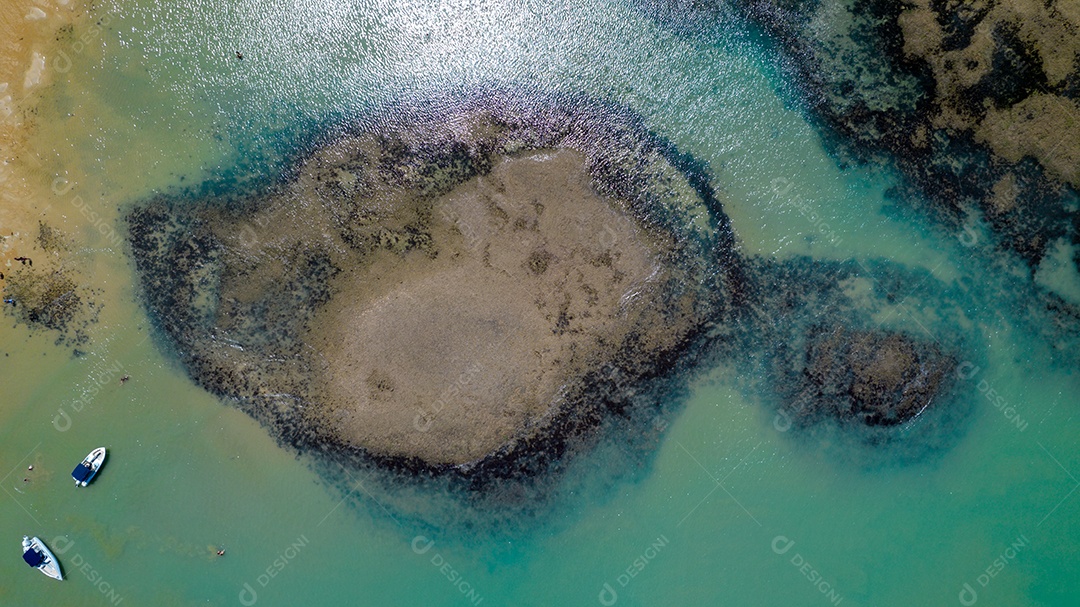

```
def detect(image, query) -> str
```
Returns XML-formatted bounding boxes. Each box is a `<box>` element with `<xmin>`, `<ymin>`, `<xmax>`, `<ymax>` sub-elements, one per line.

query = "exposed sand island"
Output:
<box><xmin>129</xmin><ymin>92</ymin><xmax>732</xmax><ymax>471</ymax></box>
<box><xmin>307</xmin><ymin>149</ymin><xmax>674</xmax><ymax>463</ymax></box>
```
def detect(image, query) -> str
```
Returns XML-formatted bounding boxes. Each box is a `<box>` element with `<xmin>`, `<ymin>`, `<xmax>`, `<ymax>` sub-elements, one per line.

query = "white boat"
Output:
<box><xmin>72</xmin><ymin>447</ymin><xmax>106</xmax><ymax>487</ymax></box>
<box><xmin>22</xmin><ymin>536</ymin><xmax>63</xmax><ymax>581</ymax></box>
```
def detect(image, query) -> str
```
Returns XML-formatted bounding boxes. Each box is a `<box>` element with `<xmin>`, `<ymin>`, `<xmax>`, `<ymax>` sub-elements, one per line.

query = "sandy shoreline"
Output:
<box><xmin>1</xmin><ymin>1</ymin><xmax>86</xmax><ymax>264</ymax></box>
<box><xmin>0</xmin><ymin>1</ymin><xmax>118</xmax><ymax>348</ymax></box>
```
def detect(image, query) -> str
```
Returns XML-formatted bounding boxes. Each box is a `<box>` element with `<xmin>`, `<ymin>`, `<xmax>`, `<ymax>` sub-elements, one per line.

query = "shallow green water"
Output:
<box><xmin>2</xmin><ymin>0</ymin><xmax>1079</xmax><ymax>605</ymax></box>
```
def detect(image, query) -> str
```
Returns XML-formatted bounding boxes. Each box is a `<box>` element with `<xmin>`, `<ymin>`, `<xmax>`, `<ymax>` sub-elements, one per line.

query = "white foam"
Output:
<box><xmin>25</xmin><ymin>7</ymin><xmax>47</xmax><ymax>21</ymax></box>
<box><xmin>23</xmin><ymin>52</ymin><xmax>46</xmax><ymax>89</ymax></box>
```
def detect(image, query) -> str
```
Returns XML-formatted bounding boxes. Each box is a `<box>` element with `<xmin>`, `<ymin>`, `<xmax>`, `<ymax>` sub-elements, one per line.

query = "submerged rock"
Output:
<box><xmin>4</xmin><ymin>269</ymin><xmax>81</xmax><ymax>331</ymax></box>
<box><xmin>726</xmin><ymin>255</ymin><xmax>970</xmax><ymax>456</ymax></box>
<box><xmin>779</xmin><ymin>325</ymin><xmax>954</xmax><ymax>427</ymax></box>
<box><xmin>127</xmin><ymin>90</ymin><xmax>735</xmax><ymax>480</ymax></box>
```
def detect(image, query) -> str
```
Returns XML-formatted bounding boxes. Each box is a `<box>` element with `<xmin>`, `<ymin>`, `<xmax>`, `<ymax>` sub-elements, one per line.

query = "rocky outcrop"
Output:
<box><xmin>779</xmin><ymin>325</ymin><xmax>954</xmax><ymax>427</ymax></box>
<box><xmin>128</xmin><ymin>89</ymin><xmax>972</xmax><ymax>524</ymax></box>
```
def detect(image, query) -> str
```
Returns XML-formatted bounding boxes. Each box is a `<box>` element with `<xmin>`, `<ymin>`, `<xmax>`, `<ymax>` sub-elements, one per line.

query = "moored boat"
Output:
<box><xmin>22</xmin><ymin>536</ymin><xmax>63</xmax><ymax>581</ymax></box>
<box><xmin>72</xmin><ymin>447</ymin><xmax>106</xmax><ymax>487</ymax></box>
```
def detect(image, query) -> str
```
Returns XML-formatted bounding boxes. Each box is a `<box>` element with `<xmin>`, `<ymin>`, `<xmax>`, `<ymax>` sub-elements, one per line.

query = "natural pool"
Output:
<box><xmin>2</xmin><ymin>0</ymin><xmax>1078</xmax><ymax>605</ymax></box>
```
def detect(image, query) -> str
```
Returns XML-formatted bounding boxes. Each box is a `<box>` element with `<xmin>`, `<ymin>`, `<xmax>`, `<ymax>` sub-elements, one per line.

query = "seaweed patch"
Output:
<box><xmin>2</xmin><ymin>223</ymin><xmax>101</xmax><ymax>349</ymax></box>
<box><xmin>724</xmin><ymin>255</ymin><xmax>974</xmax><ymax>463</ymax></box>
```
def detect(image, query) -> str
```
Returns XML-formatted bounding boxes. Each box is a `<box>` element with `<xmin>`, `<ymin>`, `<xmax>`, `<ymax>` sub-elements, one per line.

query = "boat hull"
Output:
<box><xmin>73</xmin><ymin>447</ymin><xmax>106</xmax><ymax>487</ymax></box>
<box><xmin>22</xmin><ymin>536</ymin><xmax>63</xmax><ymax>581</ymax></box>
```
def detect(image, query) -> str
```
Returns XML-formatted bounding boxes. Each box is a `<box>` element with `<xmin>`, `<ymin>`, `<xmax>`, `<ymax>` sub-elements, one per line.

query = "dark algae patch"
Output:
<box><xmin>126</xmin><ymin>88</ymin><xmax>973</xmax><ymax>527</ymax></box>
<box><xmin>2</xmin><ymin>224</ymin><xmax>101</xmax><ymax>349</ymax></box>
<box><xmin>780</xmin><ymin>325</ymin><xmax>954</xmax><ymax>428</ymax></box>
<box><xmin>724</xmin><ymin>256</ymin><xmax>972</xmax><ymax>462</ymax></box>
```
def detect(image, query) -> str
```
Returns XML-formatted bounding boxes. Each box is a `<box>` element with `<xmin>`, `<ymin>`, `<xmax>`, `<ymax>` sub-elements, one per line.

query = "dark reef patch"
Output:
<box><xmin>775</xmin><ymin>325</ymin><xmax>953</xmax><ymax>427</ymax></box>
<box><xmin>721</xmin><ymin>255</ymin><xmax>973</xmax><ymax>461</ymax></box>
<box><xmin>640</xmin><ymin>0</ymin><xmax>1080</xmax><ymax>381</ymax></box>
<box><xmin>2</xmin><ymin>224</ymin><xmax>101</xmax><ymax>349</ymax></box>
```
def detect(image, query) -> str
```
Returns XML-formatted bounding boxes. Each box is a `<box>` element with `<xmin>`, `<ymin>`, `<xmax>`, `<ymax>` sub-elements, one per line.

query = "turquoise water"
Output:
<box><xmin>2</xmin><ymin>0</ymin><xmax>1079</xmax><ymax>605</ymax></box>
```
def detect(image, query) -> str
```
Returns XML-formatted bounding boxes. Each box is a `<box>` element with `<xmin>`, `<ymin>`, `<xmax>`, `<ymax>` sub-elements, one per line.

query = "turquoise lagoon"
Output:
<box><xmin>1</xmin><ymin>0</ymin><xmax>1078</xmax><ymax>605</ymax></box>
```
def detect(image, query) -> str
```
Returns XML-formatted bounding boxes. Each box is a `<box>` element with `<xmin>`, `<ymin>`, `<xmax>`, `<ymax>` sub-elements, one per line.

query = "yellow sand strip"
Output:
<box><xmin>0</xmin><ymin>0</ymin><xmax>89</xmax><ymax>277</ymax></box>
